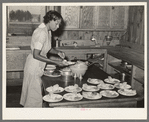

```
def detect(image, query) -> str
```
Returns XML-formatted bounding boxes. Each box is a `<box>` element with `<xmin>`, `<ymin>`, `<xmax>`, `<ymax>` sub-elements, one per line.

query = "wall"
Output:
<box><xmin>120</xmin><ymin>6</ymin><xmax>144</xmax><ymax>53</ymax></box>
<box><xmin>59</xmin><ymin>30</ymin><xmax>124</xmax><ymax>46</ymax></box>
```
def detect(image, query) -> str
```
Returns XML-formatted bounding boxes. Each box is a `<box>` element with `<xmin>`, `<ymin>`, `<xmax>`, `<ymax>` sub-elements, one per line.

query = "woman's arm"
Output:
<box><xmin>49</xmin><ymin>48</ymin><xmax>60</xmax><ymax>55</ymax></box>
<box><xmin>49</xmin><ymin>48</ymin><xmax>65</xmax><ymax>59</ymax></box>
<box><xmin>33</xmin><ymin>49</ymin><xmax>64</xmax><ymax>66</ymax></box>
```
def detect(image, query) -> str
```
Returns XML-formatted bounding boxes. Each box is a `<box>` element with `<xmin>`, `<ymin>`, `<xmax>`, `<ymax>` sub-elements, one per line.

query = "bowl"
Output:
<box><xmin>45</xmin><ymin>64</ymin><xmax>56</xmax><ymax>73</ymax></box>
<box><xmin>70</xmin><ymin>66</ymin><xmax>88</xmax><ymax>77</ymax></box>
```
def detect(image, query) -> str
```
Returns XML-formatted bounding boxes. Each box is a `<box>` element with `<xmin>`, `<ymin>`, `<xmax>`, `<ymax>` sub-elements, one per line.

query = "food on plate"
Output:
<box><xmin>98</xmin><ymin>83</ymin><xmax>115</xmax><ymax>89</ymax></box>
<box><xmin>46</xmin><ymin>84</ymin><xmax>64</xmax><ymax>93</ymax></box>
<box><xmin>104</xmin><ymin>76</ymin><xmax>120</xmax><ymax>84</ymax></box>
<box><xmin>63</xmin><ymin>93</ymin><xmax>83</xmax><ymax>101</ymax></box>
<box><xmin>82</xmin><ymin>83</ymin><xmax>99</xmax><ymax>91</ymax></box>
<box><xmin>43</xmin><ymin>94</ymin><xmax>63</xmax><ymax>102</ymax></box>
<box><xmin>82</xmin><ymin>91</ymin><xmax>102</xmax><ymax>99</ymax></box>
<box><xmin>87</xmin><ymin>78</ymin><xmax>104</xmax><ymax>85</ymax></box>
<box><xmin>100</xmin><ymin>90</ymin><xmax>119</xmax><ymax>98</ymax></box>
<box><xmin>67</xmin><ymin>61</ymin><xmax>76</xmax><ymax>65</ymax></box>
<box><xmin>65</xmin><ymin>84</ymin><xmax>82</xmax><ymax>92</ymax></box>
<box><xmin>46</xmin><ymin>64</ymin><xmax>56</xmax><ymax>70</ymax></box>
<box><xmin>44</xmin><ymin>70</ymin><xmax>61</xmax><ymax>77</ymax></box>
<box><xmin>118</xmin><ymin>89</ymin><xmax>137</xmax><ymax>96</ymax></box>
<box><xmin>108</xmin><ymin>76</ymin><xmax>113</xmax><ymax>81</ymax></box>
<box><xmin>61</xmin><ymin>67</ymin><xmax>71</xmax><ymax>72</ymax></box>
<box><xmin>114</xmin><ymin>82</ymin><xmax>131</xmax><ymax>89</ymax></box>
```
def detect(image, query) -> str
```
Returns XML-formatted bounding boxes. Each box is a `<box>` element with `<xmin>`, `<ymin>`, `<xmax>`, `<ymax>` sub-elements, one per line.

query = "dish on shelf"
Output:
<box><xmin>43</xmin><ymin>94</ymin><xmax>63</xmax><ymax>102</ymax></box>
<box><xmin>114</xmin><ymin>82</ymin><xmax>131</xmax><ymax>89</ymax></box>
<box><xmin>104</xmin><ymin>76</ymin><xmax>121</xmax><ymax>84</ymax></box>
<box><xmin>87</xmin><ymin>78</ymin><xmax>104</xmax><ymax>85</ymax></box>
<box><xmin>82</xmin><ymin>83</ymin><xmax>100</xmax><ymax>92</ymax></box>
<box><xmin>118</xmin><ymin>89</ymin><xmax>137</xmax><ymax>96</ymax></box>
<box><xmin>46</xmin><ymin>84</ymin><xmax>64</xmax><ymax>93</ymax></box>
<box><xmin>82</xmin><ymin>91</ymin><xmax>102</xmax><ymax>100</ymax></box>
<box><xmin>100</xmin><ymin>90</ymin><xmax>119</xmax><ymax>98</ymax></box>
<box><xmin>65</xmin><ymin>84</ymin><xmax>82</xmax><ymax>93</ymax></box>
<box><xmin>98</xmin><ymin>83</ymin><xmax>115</xmax><ymax>90</ymax></box>
<box><xmin>63</xmin><ymin>93</ymin><xmax>83</xmax><ymax>101</ymax></box>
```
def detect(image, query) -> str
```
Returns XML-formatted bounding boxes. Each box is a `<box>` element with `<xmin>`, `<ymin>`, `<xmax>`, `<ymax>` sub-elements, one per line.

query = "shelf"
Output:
<box><xmin>63</xmin><ymin>28</ymin><xmax>127</xmax><ymax>31</ymax></box>
<box><xmin>108</xmin><ymin>62</ymin><xmax>131</xmax><ymax>76</ymax></box>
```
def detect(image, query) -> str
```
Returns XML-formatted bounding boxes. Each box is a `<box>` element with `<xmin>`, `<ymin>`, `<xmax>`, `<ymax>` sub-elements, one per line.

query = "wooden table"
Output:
<box><xmin>41</xmin><ymin>65</ymin><xmax>143</xmax><ymax>108</ymax></box>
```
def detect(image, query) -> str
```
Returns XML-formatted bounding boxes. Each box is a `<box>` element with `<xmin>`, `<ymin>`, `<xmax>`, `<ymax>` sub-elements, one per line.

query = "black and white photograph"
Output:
<box><xmin>2</xmin><ymin>2</ymin><xmax>147</xmax><ymax>120</ymax></box>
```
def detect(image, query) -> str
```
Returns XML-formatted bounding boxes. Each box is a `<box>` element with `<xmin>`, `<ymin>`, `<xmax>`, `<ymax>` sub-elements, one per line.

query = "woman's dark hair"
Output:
<box><xmin>43</xmin><ymin>10</ymin><xmax>63</xmax><ymax>25</ymax></box>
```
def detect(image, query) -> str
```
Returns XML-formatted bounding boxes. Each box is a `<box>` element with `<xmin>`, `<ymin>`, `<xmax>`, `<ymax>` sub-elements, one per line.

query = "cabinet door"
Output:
<box><xmin>61</xmin><ymin>6</ymin><xmax>80</xmax><ymax>28</ymax></box>
<box><xmin>6</xmin><ymin>52</ymin><xmax>24</xmax><ymax>71</ymax></box>
<box><xmin>96</xmin><ymin>6</ymin><xmax>111</xmax><ymax>29</ymax></box>
<box><xmin>111</xmin><ymin>6</ymin><xmax>126</xmax><ymax>29</ymax></box>
<box><xmin>80</xmin><ymin>6</ymin><xmax>95</xmax><ymax>29</ymax></box>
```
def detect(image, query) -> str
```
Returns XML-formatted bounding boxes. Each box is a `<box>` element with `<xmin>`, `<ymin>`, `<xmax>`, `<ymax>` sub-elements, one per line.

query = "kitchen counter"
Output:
<box><xmin>56</xmin><ymin>46</ymin><xmax>144</xmax><ymax>70</ymax></box>
<box><xmin>41</xmin><ymin>65</ymin><xmax>143</xmax><ymax>108</ymax></box>
<box><xmin>6</xmin><ymin>45</ymin><xmax>144</xmax><ymax>71</ymax></box>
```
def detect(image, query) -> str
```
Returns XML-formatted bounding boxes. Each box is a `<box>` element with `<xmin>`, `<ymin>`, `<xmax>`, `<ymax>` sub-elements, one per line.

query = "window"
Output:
<box><xmin>7</xmin><ymin>6</ymin><xmax>46</xmax><ymax>36</ymax></box>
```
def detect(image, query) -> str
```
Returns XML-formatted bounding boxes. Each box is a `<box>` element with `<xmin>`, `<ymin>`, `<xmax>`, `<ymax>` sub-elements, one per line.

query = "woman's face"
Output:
<box><xmin>48</xmin><ymin>19</ymin><xmax>61</xmax><ymax>31</ymax></box>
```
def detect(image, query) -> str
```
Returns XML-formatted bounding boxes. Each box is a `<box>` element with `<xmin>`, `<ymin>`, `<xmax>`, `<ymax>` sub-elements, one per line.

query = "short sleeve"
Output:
<box><xmin>34</xmin><ymin>42</ymin><xmax>42</xmax><ymax>50</ymax></box>
<box><xmin>33</xmin><ymin>30</ymin><xmax>46</xmax><ymax>50</ymax></box>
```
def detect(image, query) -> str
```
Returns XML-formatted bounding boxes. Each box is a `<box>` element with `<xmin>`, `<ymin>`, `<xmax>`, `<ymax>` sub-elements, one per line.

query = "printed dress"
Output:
<box><xmin>20</xmin><ymin>23</ymin><xmax>51</xmax><ymax>107</ymax></box>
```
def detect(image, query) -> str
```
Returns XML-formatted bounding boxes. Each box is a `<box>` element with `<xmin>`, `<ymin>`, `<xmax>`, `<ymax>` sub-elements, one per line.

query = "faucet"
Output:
<box><xmin>90</xmin><ymin>35</ymin><xmax>98</xmax><ymax>45</ymax></box>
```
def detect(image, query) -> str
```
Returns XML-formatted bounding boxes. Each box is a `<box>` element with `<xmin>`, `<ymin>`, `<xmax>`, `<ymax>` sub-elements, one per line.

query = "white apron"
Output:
<box><xmin>20</xmin><ymin>23</ymin><xmax>51</xmax><ymax>107</ymax></box>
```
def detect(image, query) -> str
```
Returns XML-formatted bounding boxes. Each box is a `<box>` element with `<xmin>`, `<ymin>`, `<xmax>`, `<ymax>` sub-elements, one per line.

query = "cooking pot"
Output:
<box><xmin>60</xmin><ymin>67</ymin><xmax>73</xmax><ymax>76</ymax></box>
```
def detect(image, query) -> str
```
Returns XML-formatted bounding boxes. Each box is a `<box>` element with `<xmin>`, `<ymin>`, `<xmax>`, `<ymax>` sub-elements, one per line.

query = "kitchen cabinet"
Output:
<box><xmin>80</xmin><ymin>6</ymin><xmax>95</xmax><ymax>29</ymax></box>
<box><xmin>61</xmin><ymin>6</ymin><xmax>128</xmax><ymax>30</ymax></box>
<box><xmin>105</xmin><ymin>47</ymin><xmax>144</xmax><ymax>96</ymax></box>
<box><xmin>96</xmin><ymin>6</ymin><xmax>111</xmax><ymax>29</ymax></box>
<box><xmin>111</xmin><ymin>6</ymin><xmax>127</xmax><ymax>29</ymax></box>
<box><xmin>96</xmin><ymin>6</ymin><xmax>128</xmax><ymax>29</ymax></box>
<box><xmin>120</xmin><ymin>6</ymin><xmax>144</xmax><ymax>53</ymax></box>
<box><xmin>61</xmin><ymin>6</ymin><xmax>80</xmax><ymax>28</ymax></box>
<box><xmin>131</xmin><ymin>65</ymin><xmax>144</xmax><ymax>96</ymax></box>
<box><xmin>6</xmin><ymin>50</ymin><xmax>30</xmax><ymax>79</ymax></box>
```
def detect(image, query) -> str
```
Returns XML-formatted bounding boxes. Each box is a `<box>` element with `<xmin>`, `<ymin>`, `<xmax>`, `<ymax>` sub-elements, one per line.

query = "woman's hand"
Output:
<box><xmin>58</xmin><ymin>51</ymin><xmax>65</xmax><ymax>59</ymax></box>
<box><xmin>55</xmin><ymin>60</ymin><xmax>69</xmax><ymax>67</ymax></box>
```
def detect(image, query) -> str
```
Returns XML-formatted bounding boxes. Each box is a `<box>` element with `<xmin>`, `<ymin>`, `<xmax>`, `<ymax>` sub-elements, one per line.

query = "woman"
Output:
<box><xmin>20</xmin><ymin>10</ymin><xmax>66</xmax><ymax>107</ymax></box>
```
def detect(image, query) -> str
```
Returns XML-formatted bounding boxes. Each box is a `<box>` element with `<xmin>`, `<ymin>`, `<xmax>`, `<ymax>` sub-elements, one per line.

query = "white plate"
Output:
<box><xmin>46</xmin><ymin>65</ymin><xmax>56</xmax><ymax>70</ymax></box>
<box><xmin>87</xmin><ymin>78</ymin><xmax>104</xmax><ymax>85</ymax></box>
<box><xmin>118</xmin><ymin>89</ymin><xmax>137</xmax><ymax>96</ymax></box>
<box><xmin>100</xmin><ymin>90</ymin><xmax>119</xmax><ymax>98</ymax></box>
<box><xmin>44</xmin><ymin>71</ymin><xmax>61</xmax><ymax>77</ymax></box>
<box><xmin>82</xmin><ymin>84</ymin><xmax>100</xmax><ymax>92</ymax></box>
<box><xmin>63</xmin><ymin>93</ymin><xmax>83</xmax><ymax>101</ymax></box>
<box><xmin>82</xmin><ymin>92</ymin><xmax>102</xmax><ymax>100</ymax></box>
<box><xmin>67</xmin><ymin>61</ymin><xmax>76</xmax><ymax>65</ymax></box>
<box><xmin>46</xmin><ymin>87</ymin><xmax>64</xmax><ymax>93</ymax></box>
<box><xmin>65</xmin><ymin>85</ymin><xmax>82</xmax><ymax>93</ymax></box>
<box><xmin>98</xmin><ymin>83</ymin><xmax>115</xmax><ymax>90</ymax></box>
<box><xmin>114</xmin><ymin>82</ymin><xmax>131</xmax><ymax>89</ymax></box>
<box><xmin>43</xmin><ymin>94</ymin><xmax>63</xmax><ymax>102</ymax></box>
<box><xmin>104</xmin><ymin>78</ymin><xmax>120</xmax><ymax>84</ymax></box>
